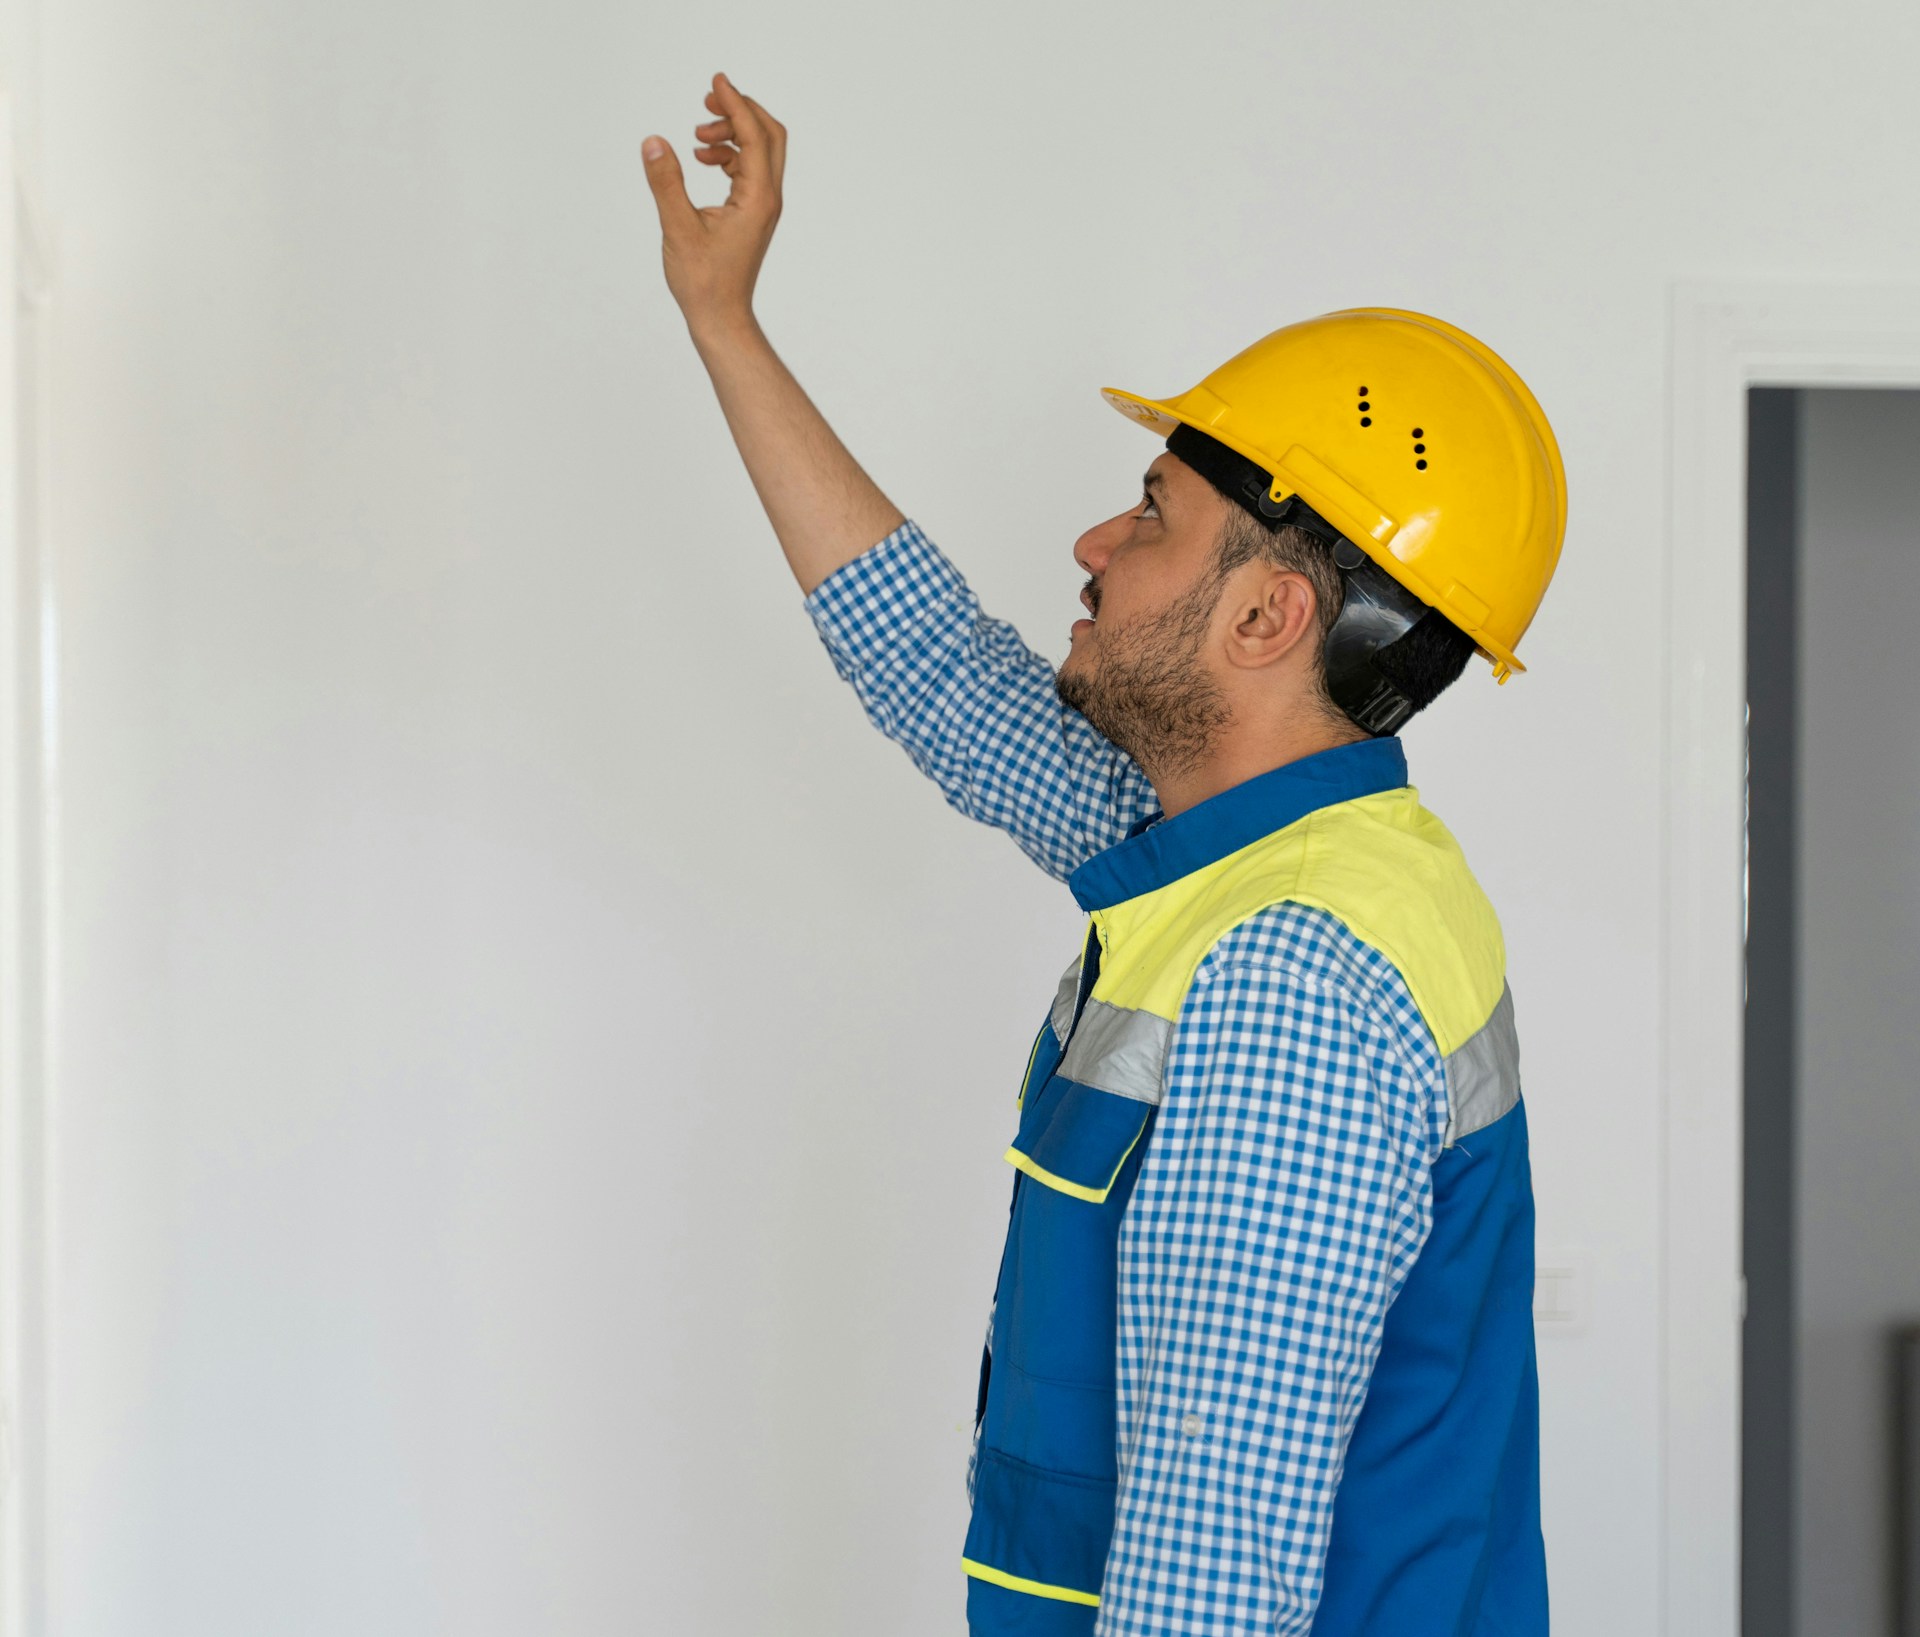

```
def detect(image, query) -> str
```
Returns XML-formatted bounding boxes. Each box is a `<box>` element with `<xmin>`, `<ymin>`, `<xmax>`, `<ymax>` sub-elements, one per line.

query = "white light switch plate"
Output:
<box><xmin>1533</xmin><ymin>1249</ymin><xmax>1590</xmax><ymax>1335</ymax></box>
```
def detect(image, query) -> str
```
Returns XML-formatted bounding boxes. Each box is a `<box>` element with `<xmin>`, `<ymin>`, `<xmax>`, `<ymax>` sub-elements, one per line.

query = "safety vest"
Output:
<box><xmin>961</xmin><ymin>736</ymin><xmax>1547</xmax><ymax>1635</ymax></box>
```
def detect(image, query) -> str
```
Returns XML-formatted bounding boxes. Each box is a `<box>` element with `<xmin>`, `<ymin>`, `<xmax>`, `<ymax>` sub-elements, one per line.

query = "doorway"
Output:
<box><xmin>1743</xmin><ymin>386</ymin><xmax>1920</xmax><ymax>1637</ymax></box>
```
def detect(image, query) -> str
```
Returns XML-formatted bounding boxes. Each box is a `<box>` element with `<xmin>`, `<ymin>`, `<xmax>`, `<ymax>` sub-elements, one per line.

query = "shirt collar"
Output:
<box><xmin>1066</xmin><ymin>736</ymin><xmax>1410</xmax><ymax>912</ymax></box>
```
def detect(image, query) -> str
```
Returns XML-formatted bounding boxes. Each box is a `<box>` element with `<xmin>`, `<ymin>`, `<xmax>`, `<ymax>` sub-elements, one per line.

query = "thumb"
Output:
<box><xmin>640</xmin><ymin>136</ymin><xmax>700</xmax><ymax>237</ymax></box>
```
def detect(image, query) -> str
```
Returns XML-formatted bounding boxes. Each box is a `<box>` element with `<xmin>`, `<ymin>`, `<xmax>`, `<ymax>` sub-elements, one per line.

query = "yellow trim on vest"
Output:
<box><xmin>1003</xmin><ymin>1148</ymin><xmax>1108</xmax><ymax>1203</ymax></box>
<box><xmin>1002</xmin><ymin>1106</ymin><xmax>1149</xmax><ymax>1205</ymax></box>
<box><xmin>1087</xmin><ymin>788</ymin><xmax>1505</xmax><ymax>1056</ymax></box>
<box><xmin>961</xmin><ymin>1557</ymin><xmax>1101</xmax><ymax>1606</ymax></box>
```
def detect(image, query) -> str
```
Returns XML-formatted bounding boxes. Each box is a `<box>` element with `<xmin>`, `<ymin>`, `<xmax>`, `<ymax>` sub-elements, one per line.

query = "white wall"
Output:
<box><xmin>1797</xmin><ymin>388</ymin><xmax>1920</xmax><ymax>1637</ymax></box>
<box><xmin>30</xmin><ymin>2</ymin><xmax>1920</xmax><ymax>1633</ymax></box>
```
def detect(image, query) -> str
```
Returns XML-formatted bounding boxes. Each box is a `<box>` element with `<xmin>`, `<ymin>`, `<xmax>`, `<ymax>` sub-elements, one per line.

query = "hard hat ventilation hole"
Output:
<box><xmin>1412</xmin><ymin>427</ymin><xmax>1428</xmax><ymax>471</ymax></box>
<box><xmin>1358</xmin><ymin>387</ymin><xmax>1372</xmax><ymax>427</ymax></box>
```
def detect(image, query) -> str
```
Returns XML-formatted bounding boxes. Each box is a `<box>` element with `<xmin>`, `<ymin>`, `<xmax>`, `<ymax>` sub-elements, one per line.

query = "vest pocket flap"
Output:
<box><xmin>1005</xmin><ymin>1080</ymin><xmax>1152</xmax><ymax>1204</ymax></box>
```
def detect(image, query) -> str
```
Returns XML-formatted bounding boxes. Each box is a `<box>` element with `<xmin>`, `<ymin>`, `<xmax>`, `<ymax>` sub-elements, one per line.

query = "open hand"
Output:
<box><xmin>641</xmin><ymin>72</ymin><xmax>787</xmax><ymax>335</ymax></box>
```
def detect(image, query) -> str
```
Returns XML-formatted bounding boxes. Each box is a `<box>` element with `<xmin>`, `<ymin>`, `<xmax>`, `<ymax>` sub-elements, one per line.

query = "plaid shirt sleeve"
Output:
<box><xmin>1099</xmin><ymin>902</ymin><xmax>1448</xmax><ymax>1637</ymax></box>
<box><xmin>802</xmin><ymin>518</ymin><xmax>1160</xmax><ymax>881</ymax></box>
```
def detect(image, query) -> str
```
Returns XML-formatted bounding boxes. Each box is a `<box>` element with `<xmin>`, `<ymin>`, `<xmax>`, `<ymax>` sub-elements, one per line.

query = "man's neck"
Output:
<box><xmin>1148</xmin><ymin>720</ymin><xmax>1369</xmax><ymax>820</ymax></box>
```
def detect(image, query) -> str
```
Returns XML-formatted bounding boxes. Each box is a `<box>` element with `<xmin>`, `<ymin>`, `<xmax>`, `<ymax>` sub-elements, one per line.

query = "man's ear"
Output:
<box><xmin>1223</xmin><ymin>568</ymin><xmax>1320</xmax><ymax>671</ymax></box>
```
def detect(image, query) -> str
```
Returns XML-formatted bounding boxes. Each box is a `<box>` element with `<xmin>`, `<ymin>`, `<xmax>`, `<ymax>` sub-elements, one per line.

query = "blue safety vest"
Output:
<box><xmin>961</xmin><ymin>737</ymin><xmax>1547</xmax><ymax>1634</ymax></box>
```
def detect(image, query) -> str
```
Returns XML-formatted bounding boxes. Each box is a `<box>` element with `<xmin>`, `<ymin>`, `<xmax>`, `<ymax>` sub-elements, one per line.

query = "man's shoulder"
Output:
<box><xmin>1187</xmin><ymin>901</ymin><xmax>1436</xmax><ymax>1052</ymax></box>
<box><xmin>1175</xmin><ymin>903</ymin><xmax>1451</xmax><ymax>1156</ymax></box>
<box><xmin>1194</xmin><ymin>897</ymin><xmax>1400</xmax><ymax>979</ymax></box>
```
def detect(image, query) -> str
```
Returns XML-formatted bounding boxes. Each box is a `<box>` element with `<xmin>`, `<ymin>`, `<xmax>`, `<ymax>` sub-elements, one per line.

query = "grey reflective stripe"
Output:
<box><xmin>1442</xmin><ymin>983</ymin><xmax>1520</xmax><ymax>1147</ymax></box>
<box><xmin>1049</xmin><ymin>953</ymin><xmax>1083</xmax><ymax>1047</ymax></box>
<box><xmin>1058</xmin><ymin>1000</ymin><xmax>1171</xmax><ymax>1106</ymax></box>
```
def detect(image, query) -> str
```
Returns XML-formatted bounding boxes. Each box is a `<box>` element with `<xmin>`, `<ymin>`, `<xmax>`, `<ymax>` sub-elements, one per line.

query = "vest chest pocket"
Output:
<box><xmin>1006</xmin><ymin>1079</ymin><xmax>1154</xmax><ymax>1205</ymax></box>
<box><xmin>1005</xmin><ymin>998</ymin><xmax>1170</xmax><ymax>1203</ymax></box>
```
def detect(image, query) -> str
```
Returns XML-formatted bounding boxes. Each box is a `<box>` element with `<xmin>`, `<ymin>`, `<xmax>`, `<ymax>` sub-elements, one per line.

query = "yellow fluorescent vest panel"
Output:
<box><xmin>1085</xmin><ymin>789</ymin><xmax>1506</xmax><ymax>1057</ymax></box>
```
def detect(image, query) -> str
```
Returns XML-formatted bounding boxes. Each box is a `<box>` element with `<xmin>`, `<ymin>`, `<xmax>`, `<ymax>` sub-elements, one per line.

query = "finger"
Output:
<box><xmin>639</xmin><ymin>136</ymin><xmax>702</xmax><ymax>238</ymax></box>
<box><xmin>737</xmin><ymin>90</ymin><xmax>791</xmax><ymax>184</ymax></box>
<box><xmin>708</xmin><ymin>73</ymin><xmax>773</xmax><ymax>191</ymax></box>
<box><xmin>693</xmin><ymin>143</ymin><xmax>741</xmax><ymax>171</ymax></box>
<box><xmin>736</xmin><ymin>93</ymin><xmax>782</xmax><ymax>137</ymax></box>
<box><xmin>694</xmin><ymin>116</ymin><xmax>737</xmax><ymax>144</ymax></box>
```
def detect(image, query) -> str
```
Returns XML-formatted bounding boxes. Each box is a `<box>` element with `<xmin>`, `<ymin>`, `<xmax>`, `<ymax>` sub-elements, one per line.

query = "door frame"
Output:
<box><xmin>0</xmin><ymin>94</ymin><xmax>54</xmax><ymax>1637</ymax></box>
<box><xmin>1663</xmin><ymin>279</ymin><xmax>1920</xmax><ymax>1635</ymax></box>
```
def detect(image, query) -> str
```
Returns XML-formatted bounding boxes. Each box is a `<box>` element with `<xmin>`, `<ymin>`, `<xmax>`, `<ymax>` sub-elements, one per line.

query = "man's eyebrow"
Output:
<box><xmin>1142</xmin><ymin>469</ymin><xmax>1168</xmax><ymax>496</ymax></box>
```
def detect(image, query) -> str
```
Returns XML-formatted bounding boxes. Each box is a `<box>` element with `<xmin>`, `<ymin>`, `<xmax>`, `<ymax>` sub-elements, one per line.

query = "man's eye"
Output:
<box><xmin>1139</xmin><ymin>494</ymin><xmax>1159</xmax><ymax>518</ymax></box>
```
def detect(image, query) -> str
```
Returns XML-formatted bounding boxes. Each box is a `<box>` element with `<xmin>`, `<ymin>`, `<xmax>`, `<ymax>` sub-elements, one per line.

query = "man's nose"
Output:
<box><xmin>1074</xmin><ymin>515</ymin><xmax>1124</xmax><ymax>576</ymax></box>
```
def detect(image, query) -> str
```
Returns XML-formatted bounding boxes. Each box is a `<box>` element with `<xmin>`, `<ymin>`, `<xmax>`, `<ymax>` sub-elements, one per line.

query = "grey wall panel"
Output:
<box><xmin>1744</xmin><ymin>385</ymin><xmax>1799</xmax><ymax>1637</ymax></box>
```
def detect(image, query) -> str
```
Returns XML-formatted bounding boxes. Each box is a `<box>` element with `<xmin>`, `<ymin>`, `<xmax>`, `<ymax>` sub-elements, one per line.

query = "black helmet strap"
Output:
<box><xmin>1164</xmin><ymin>422</ymin><xmax>1349</xmax><ymax>548</ymax></box>
<box><xmin>1163</xmin><ymin>423</ymin><xmax>1427</xmax><ymax>737</ymax></box>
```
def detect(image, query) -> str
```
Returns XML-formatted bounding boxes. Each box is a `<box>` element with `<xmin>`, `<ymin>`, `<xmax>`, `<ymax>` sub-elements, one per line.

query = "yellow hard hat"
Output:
<box><xmin>1102</xmin><ymin>308</ymin><xmax>1566</xmax><ymax>682</ymax></box>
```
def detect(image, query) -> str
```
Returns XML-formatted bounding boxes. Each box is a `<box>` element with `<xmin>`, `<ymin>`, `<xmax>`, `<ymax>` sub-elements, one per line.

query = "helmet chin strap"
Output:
<box><xmin>1164</xmin><ymin>425</ymin><xmax>1424</xmax><ymax>737</ymax></box>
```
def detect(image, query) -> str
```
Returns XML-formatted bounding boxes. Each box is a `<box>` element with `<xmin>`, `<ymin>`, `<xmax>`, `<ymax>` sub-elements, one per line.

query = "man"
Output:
<box><xmin>641</xmin><ymin>72</ymin><xmax>1564</xmax><ymax>1637</ymax></box>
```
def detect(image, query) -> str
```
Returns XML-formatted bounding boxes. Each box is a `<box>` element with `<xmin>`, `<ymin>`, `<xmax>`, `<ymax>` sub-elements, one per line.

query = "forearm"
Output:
<box><xmin>688</xmin><ymin>312</ymin><xmax>905</xmax><ymax>595</ymax></box>
<box><xmin>642</xmin><ymin>80</ymin><xmax>1154</xmax><ymax>871</ymax></box>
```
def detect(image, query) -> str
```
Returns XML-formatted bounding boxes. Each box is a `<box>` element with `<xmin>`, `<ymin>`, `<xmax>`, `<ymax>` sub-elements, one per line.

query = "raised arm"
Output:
<box><xmin>640</xmin><ymin>74</ymin><xmax>1159</xmax><ymax>877</ymax></box>
<box><xmin>640</xmin><ymin>73</ymin><xmax>901</xmax><ymax>595</ymax></box>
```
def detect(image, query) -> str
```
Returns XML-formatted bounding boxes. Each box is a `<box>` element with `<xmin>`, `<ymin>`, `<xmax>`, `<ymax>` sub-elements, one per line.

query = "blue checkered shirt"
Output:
<box><xmin>805</xmin><ymin>520</ymin><xmax>1449</xmax><ymax>1636</ymax></box>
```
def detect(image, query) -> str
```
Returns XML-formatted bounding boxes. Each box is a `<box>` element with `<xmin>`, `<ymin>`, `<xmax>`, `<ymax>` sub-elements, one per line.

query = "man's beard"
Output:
<box><xmin>1055</xmin><ymin>567</ymin><xmax>1233</xmax><ymax>781</ymax></box>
